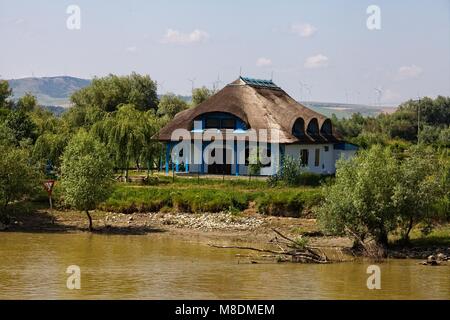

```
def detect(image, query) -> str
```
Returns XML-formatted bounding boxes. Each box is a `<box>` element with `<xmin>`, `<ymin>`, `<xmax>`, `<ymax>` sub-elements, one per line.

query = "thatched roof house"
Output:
<box><xmin>157</xmin><ymin>77</ymin><xmax>341</xmax><ymax>144</ymax></box>
<box><xmin>157</xmin><ymin>77</ymin><xmax>357</xmax><ymax>176</ymax></box>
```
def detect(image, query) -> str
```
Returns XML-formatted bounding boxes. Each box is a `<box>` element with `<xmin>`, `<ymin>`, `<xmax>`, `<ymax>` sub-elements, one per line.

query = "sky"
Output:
<box><xmin>0</xmin><ymin>0</ymin><xmax>449</xmax><ymax>105</ymax></box>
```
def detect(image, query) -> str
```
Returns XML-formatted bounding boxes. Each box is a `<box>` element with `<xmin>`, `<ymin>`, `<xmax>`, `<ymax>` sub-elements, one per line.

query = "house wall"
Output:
<box><xmin>170</xmin><ymin>142</ymin><xmax>353</xmax><ymax>176</ymax></box>
<box><xmin>285</xmin><ymin>144</ymin><xmax>335</xmax><ymax>174</ymax></box>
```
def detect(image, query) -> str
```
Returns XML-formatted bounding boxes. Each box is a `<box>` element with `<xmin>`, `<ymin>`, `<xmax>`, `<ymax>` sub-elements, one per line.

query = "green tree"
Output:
<box><xmin>318</xmin><ymin>146</ymin><xmax>398</xmax><ymax>248</ymax></box>
<box><xmin>140</xmin><ymin>111</ymin><xmax>165</xmax><ymax>175</ymax></box>
<box><xmin>61</xmin><ymin>130</ymin><xmax>113</xmax><ymax>231</ymax></box>
<box><xmin>192</xmin><ymin>86</ymin><xmax>214</xmax><ymax>106</ymax></box>
<box><xmin>392</xmin><ymin>146</ymin><xmax>443</xmax><ymax>242</ymax></box>
<box><xmin>71</xmin><ymin>73</ymin><xmax>158</xmax><ymax>112</ymax></box>
<box><xmin>17</xmin><ymin>93</ymin><xmax>38</xmax><ymax>112</ymax></box>
<box><xmin>33</xmin><ymin>132</ymin><xmax>68</xmax><ymax>169</ymax></box>
<box><xmin>0</xmin><ymin>80</ymin><xmax>13</xmax><ymax>110</ymax></box>
<box><xmin>0</xmin><ymin>144</ymin><xmax>40</xmax><ymax>216</ymax></box>
<box><xmin>4</xmin><ymin>110</ymin><xmax>37</xmax><ymax>145</ymax></box>
<box><xmin>157</xmin><ymin>93</ymin><xmax>188</xmax><ymax>118</ymax></box>
<box><xmin>94</xmin><ymin>104</ymin><xmax>144</xmax><ymax>180</ymax></box>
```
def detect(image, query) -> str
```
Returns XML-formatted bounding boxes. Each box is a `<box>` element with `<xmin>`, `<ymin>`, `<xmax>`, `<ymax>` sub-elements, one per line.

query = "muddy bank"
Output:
<box><xmin>2</xmin><ymin>209</ymin><xmax>449</xmax><ymax>261</ymax></box>
<box><xmin>2</xmin><ymin>209</ymin><xmax>350</xmax><ymax>247</ymax></box>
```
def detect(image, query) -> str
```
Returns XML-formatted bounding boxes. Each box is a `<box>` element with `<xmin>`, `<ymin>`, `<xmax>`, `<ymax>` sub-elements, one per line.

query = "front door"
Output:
<box><xmin>208</xmin><ymin>148</ymin><xmax>232</xmax><ymax>175</ymax></box>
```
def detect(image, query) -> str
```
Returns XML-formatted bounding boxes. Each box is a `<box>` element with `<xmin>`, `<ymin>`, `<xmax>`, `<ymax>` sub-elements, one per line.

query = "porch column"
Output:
<box><xmin>165</xmin><ymin>142</ymin><xmax>171</xmax><ymax>176</ymax></box>
<box><xmin>234</xmin><ymin>140</ymin><xmax>239</xmax><ymax>176</ymax></box>
<box><xmin>185</xmin><ymin>146</ymin><xmax>189</xmax><ymax>173</ymax></box>
<box><xmin>201</xmin><ymin>142</ymin><xmax>205</xmax><ymax>174</ymax></box>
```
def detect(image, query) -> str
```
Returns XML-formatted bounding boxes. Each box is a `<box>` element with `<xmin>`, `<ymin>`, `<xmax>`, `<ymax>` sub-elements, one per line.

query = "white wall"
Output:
<box><xmin>285</xmin><ymin>144</ymin><xmax>335</xmax><ymax>174</ymax></box>
<box><xmin>180</xmin><ymin>143</ymin><xmax>352</xmax><ymax>175</ymax></box>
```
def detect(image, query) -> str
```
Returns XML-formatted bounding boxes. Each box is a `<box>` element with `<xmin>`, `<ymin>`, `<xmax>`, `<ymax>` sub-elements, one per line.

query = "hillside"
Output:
<box><xmin>6</xmin><ymin>76</ymin><xmax>396</xmax><ymax>118</ymax></box>
<box><xmin>8</xmin><ymin>76</ymin><xmax>91</xmax><ymax>107</ymax></box>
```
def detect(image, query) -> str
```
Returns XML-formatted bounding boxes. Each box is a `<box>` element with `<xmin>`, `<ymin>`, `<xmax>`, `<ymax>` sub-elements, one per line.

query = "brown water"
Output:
<box><xmin>0</xmin><ymin>232</ymin><xmax>448</xmax><ymax>299</ymax></box>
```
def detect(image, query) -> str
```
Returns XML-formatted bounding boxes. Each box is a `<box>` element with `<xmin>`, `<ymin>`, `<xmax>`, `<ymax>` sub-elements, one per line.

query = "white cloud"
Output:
<box><xmin>304</xmin><ymin>54</ymin><xmax>329</xmax><ymax>69</ymax></box>
<box><xmin>161</xmin><ymin>28</ymin><xmax>209</xmax><ymax>44</ymax></box>
<box><xmin>396</xmin><ymin>65</ymin><xmax>423</xmax><ymax>80</ymax></box>
<box><xmin>256</xmin><ymin>57</ymin><xmax>272</xmax><ymax>67</ymax></box>
<box><xmin>126</xmin><ymin>46</ymin><xmax>137</xmax><ymax>53</ymax></box>
<box><xmin>290</xmin><ymin>23</ymin><xmax>317</xmax><ymax>37</ymax></box>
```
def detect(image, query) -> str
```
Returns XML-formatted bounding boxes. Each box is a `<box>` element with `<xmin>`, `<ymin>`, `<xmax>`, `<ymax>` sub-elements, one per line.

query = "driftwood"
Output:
<box><xmin>209</xmin><ymin>229</ymin><xmax>329</xmax><ymax>264</ymax></box>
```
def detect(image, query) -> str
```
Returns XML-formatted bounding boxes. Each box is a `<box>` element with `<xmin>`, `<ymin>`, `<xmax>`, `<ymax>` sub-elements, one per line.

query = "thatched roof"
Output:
<box><xmin>156</xmin><ymin>77</ymin><xmax>342</xmax><ymax>144</ymax></box>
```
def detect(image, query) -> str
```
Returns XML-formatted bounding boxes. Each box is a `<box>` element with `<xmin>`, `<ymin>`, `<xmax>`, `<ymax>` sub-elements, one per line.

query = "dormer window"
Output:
<box><xmin>292</xmin><ymin>118</ymin><xmax>305</xmax><ymax>137</ymax></box>
<box><xmin>320</xmin><ymin>119</ymin><xmax>333</xmax><ymax>135</ymax></box>
<box><xmin>307</xmin><ymin>118</ymin><xmax>319</xmax><ymax>136</ymax></box>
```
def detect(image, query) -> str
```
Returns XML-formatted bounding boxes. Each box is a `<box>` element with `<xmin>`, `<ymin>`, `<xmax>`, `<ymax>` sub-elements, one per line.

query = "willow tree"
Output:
<box><xmin>61</xmin><ymin>130</ymin><xmax>113</xmax><ymax>231</ymax></box>
<box><xmin>103</xmin><ymin>104</ymin><xmax>144</xmax><ymax>180</ymax></box>
<box><xmin>140</xmin><ymin>111</ymin><xmax>165</xmax><ymax>175</ymax></box>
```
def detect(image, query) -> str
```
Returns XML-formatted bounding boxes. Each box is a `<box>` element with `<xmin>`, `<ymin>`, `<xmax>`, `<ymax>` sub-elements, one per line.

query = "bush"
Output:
<box><xmin>101</xmin><ymin>186</ymin><xmax>250</xmax><ymax>214</ymax></box>
<box><xmin>268</xmin><ymin>156</ymin><xmax>326</xmax><ymax>187</ymax></box>
<box><xmin>318</xmin><ymin>145</ymin><xmax>445</xmax><ymax>247</ymax></box>
<box><xmin>256</xmin><ymin>189</ymin><xmax>323</xmax><ymax>217</ymax></box>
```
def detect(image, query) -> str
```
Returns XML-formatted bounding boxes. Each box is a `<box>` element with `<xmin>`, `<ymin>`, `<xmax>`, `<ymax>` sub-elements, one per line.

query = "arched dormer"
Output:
<box><xmin>192</xmin><ymin>112</ymin><xmax>248</xmax><ymax>131</ymax></box>
<box><xmin>320</xmin><ymin>119</ymin><xmax>333</xmax><ymax>135</ymax></box>
<box><xmin>292</xmin><ymin>118</ymin><xmax>305</xmax><ymax>137</ymax></box>
<box><xmin>307</xmin><ymin>118</ymin><xmax>319</xmax><ymax>136</ymax></box>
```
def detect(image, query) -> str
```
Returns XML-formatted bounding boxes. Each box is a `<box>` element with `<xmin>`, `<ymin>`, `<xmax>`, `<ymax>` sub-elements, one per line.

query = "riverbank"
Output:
<box><xmin>2</xmin><ymin>207</ymin><xmax>449</xmax><ymax>261</ymax></box>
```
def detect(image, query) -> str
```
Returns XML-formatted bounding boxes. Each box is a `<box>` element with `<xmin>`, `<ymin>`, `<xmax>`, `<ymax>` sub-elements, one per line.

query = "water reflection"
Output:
<box><xmin>0</xmin><ymin>233</ymin><xmax>448</xmax><ymax>299</ymax></box>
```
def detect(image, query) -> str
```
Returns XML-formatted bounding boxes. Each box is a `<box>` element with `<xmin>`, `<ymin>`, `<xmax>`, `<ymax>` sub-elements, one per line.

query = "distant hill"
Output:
<box><xmin>302</xmin><ymin>101</ymin><xmax>397</xmax><ymax>119</ymax></box>
<box><xmin>8</xmin><ymin>76</ymin><xmax>91</xmax><ymax>108</ymax></box>
<box><xmin>6</xmin><ymin>76</ymin><xmax>396</xmax><ymax>118</ymax></box>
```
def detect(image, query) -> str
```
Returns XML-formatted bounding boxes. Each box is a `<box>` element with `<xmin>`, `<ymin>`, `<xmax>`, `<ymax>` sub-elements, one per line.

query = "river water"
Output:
<box><xmin>0</xmin><ymin>232</ymin><xmax>448</xmax><ymax>299</ymax></box>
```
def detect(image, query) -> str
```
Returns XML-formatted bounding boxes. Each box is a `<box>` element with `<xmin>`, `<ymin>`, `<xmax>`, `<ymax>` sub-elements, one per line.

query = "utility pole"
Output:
<box><xmin>417</xmin><ymin>96</ymin><xmax>421</xmax><ymax>145</ymax></box>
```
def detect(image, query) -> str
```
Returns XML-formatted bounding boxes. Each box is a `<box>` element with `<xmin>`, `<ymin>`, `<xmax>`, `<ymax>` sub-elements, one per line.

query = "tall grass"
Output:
<box><xmin>99</xmin><ymin>179</ymin><xmax>323</xmax><ymax>217</ymax></box>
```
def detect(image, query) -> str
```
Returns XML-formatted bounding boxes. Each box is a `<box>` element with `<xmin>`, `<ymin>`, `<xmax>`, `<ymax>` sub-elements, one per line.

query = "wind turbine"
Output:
<box><xmin>188</xmin><ymin>78</ymin><xmax>196</xmax><ymax>92</ymax></box>
<box><xmin>212</xmin><ymin>74</ymin><xmax>222</xmax><ymax>92</ymax></box>
<box><xmin>374</xmin><ymin>87</ymin><xmax>383</xmax><ymax>107</ymax></box>
<box><xmin>299</xmin><ymin>81</ymin><xmax>312</xmax><ymax>101</ymax></box>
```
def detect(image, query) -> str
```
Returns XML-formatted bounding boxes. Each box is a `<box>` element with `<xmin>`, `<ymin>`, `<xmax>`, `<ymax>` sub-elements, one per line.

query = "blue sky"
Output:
<box><xmin>0</xmin><ymin>0</ymin><xmax>449</xmax><ymax>105</ymax></box>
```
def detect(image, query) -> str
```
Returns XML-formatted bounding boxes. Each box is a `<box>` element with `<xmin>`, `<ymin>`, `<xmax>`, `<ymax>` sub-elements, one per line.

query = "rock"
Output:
<box><xmin>437</xmin><ymin>253</ymin><xmax>448</xmax><ymax>261</ymax></box>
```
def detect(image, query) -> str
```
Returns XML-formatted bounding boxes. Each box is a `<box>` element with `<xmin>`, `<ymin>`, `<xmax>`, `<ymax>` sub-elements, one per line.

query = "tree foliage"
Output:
<box><xmin>0</xmin><ymin>144</ymin><xmax>40</xmax><ymax>215</ymax></box>
<box><xmin>318</xmin><ymin>145</ymin><xmax>445</xmax><ymax>247</ymax></box>
<box><xmin>192</xmin><ymin>86</ymin><xmax>214</xmax><ymax>106</ymax></box>
<box><xmin>157</xmin><ymin>93</ymin><xmax>188</xmax><ymax>118</ymax></box>
<box><xmin>61</xmin><ymin>130</ymin><xmax>113</xmax><ymax>230</ymax></box>
<box><xmin>0</xmin><ymin>80</ymin><xmax>13</xmax><ymax>110</ymax></box>
<box><xmin>71</xmin><ymin>73</ymin><xmax>158</xmax><ymax>112</ymax></box>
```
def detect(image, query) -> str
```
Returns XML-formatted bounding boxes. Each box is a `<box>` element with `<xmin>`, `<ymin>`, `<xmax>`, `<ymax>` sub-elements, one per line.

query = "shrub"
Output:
<box><xmin>256</xmin><ymin>189</ymin><xmax>323</xmax><ymax>217</ymax></box>
<box><xmin>268</xmin><ymin>156</ymin><xmax>325</xmax><ymax>187</ymax></box>
<box><xmin>317</xmin><ymin>145</ymin><xmax>445</xmax><ymax>247</ymax></box>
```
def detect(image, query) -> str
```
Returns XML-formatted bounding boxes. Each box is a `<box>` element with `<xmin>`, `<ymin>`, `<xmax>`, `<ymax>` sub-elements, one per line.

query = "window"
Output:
<box><xmin>307</xmin><ymin>119</ymin><xmax>319</xmax><ymax>136</ymax></box>
<box><xmin>324</xmin><ymin>146</ymin><xmax>329</xmax><ymax>152</ymax></box>
<box><xmin>300</xmin><ymin>149</ymin><xmax>309</xmax><ymax>166</ymax></box>
<box><xmin>205</xmin><ymin>118</ymin><xmax>220</xmax><ymax>129</ymax></box>
<box><xmin>292</xmin><ymin>118</ymin><xmax>305</xmax><ymax>137</ymax></box>
<box><xmin>221</xmin><ymin>119</ymin><xmax>235</xmax><ymax>129</ymax></box>
<box><xmin>321</xmin><ymin>120</ymin><xmax>333</xmax><ymax>135</ymax></box>
<box><xmin>315</xmin><ymin>149</ymin><xmax>320</xmax><ymax>167</ymax></box>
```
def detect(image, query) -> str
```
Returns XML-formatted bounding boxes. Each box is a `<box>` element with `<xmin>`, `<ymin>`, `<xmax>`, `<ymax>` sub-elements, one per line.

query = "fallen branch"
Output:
<box><xmin>209</xmin><ymin>229</ymin><xmax>330</xmax><ymax>264</ymax></box>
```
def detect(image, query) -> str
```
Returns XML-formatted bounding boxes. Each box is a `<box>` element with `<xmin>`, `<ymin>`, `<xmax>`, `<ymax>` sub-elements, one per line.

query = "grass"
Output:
<box><xmin>97</xmin><ymin>174</ymin><xmax>323</xmax><ymax>216</ymax></box>
<box><xmin>407</xmin><ymin>225</ymin><xmax>450</xmax><ymax>247</ymax></box>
